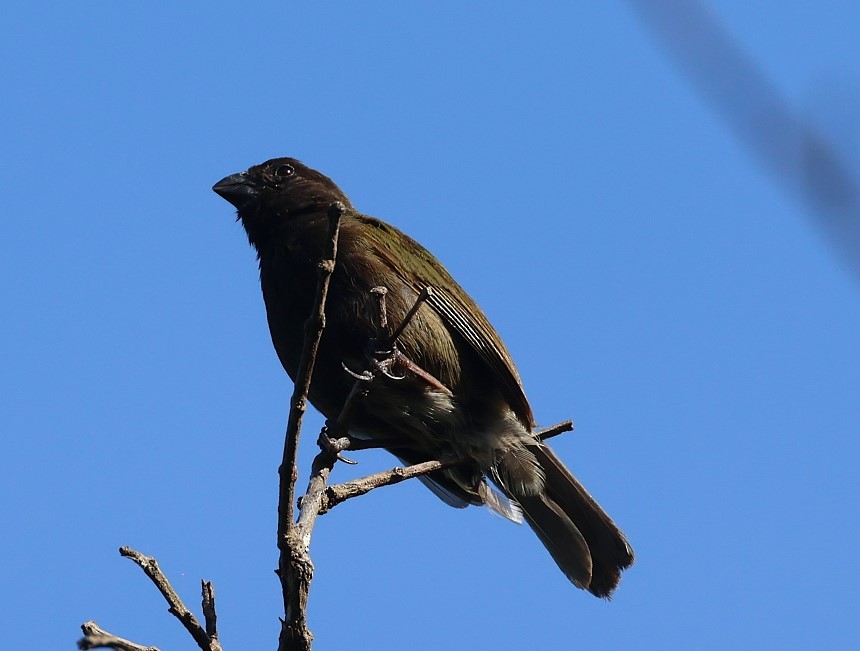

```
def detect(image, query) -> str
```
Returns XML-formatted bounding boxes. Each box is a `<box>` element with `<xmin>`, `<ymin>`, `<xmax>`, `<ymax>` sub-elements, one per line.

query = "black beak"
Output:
<box><xmin>213</xmin><ymin>172</ymin><xmax>260</xmax><ymax>211</ymax></box>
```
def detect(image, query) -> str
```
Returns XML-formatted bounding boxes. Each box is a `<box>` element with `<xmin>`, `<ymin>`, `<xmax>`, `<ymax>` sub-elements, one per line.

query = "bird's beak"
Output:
<box><xmin>213</xmin><ymin>172</ymin><xmax>260</xmax><ymax>211</ymax></box>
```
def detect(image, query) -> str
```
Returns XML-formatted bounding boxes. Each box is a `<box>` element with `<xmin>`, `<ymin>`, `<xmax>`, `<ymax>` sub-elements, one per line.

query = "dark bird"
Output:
<box><xmin>213</xmin><ymin>158</ymin><xmax>634</xmax><ymax>597</ymax></box>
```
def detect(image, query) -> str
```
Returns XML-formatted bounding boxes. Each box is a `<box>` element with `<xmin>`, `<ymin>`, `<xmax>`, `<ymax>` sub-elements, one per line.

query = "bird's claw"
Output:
<box><xmin>341</xmin><ymin>362</ymin><xmax>374</xmax><ymax>382</ymax></box>
<box><xmin>372</xmin><ymin>355</ymin><xmax>407</xmax><ymax>381</ymax></box>
<box><xmin>317</xmin><ymin>429</ymin><xmax>359</xmax><ymax>465</ymax></box>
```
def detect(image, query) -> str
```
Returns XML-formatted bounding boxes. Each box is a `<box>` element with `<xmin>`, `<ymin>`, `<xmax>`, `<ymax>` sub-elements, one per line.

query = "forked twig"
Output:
<box><xmin>77</xmin><ymin>548</ymin><xmax>221</xmax><ymax>651</ymax></box>
<box><xmin>120</xmin><ymin>547</ymin><xmax>213</xmax><ymax>649</ymax></box>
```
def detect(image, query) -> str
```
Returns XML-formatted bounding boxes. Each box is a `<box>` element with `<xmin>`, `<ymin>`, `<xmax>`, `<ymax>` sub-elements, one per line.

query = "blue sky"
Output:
<box><xmin>3</xmin><ymin>2</ymin><xmax>859</xmax><ymax>649</ymax></box>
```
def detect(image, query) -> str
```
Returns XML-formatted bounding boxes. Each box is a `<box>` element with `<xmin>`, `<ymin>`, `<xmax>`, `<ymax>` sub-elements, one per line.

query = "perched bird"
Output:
<box><xmin>213</xmin><ymin>158</ymin><xmax>633</xmax><ymax>597</ymax></box>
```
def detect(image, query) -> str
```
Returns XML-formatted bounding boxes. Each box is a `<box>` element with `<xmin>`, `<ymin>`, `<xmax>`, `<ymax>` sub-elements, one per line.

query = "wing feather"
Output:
<box><xmin>356</xmin><ymin>214</ymin><xmax>534</xmax><ymax>427</ymax></box>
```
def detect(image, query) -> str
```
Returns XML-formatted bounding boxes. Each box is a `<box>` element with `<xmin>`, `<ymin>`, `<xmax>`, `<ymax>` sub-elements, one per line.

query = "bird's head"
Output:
<box><xmin>213</xmin><ymin>157</ymin><xmax>352</xmax><ymax>245</ymax></box>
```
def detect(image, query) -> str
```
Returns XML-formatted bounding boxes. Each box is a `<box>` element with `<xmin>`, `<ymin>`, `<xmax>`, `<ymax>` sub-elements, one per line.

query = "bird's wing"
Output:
<box><xmin>356</xmin><ymin>214</ymin><xmax>534</xmax><ymax>428</ymax></box>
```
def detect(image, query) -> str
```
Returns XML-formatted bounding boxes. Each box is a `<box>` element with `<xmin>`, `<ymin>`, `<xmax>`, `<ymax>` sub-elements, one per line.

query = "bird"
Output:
<box><xmin>213</xmin><ymin>157</ymin><xmax>633</xmax><ymax>597</ymax></box>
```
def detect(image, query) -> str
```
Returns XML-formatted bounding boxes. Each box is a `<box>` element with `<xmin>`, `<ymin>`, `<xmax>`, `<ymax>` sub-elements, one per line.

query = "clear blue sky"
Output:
<box><xmin>3</xmin><ymin>2</ymin><xmax>859</xmax><ymax>649</ymax></box>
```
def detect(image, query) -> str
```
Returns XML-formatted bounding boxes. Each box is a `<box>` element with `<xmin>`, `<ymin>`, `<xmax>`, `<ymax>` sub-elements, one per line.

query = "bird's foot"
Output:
<box><xmin>369</xmin><ymin>344</ymin><xmax>407</xmax><ymax>381</ymax></box>
<box><xmin>317</xmin><ymin>428</ymin><xmax>358</xmax><ymax>465</ymax></box>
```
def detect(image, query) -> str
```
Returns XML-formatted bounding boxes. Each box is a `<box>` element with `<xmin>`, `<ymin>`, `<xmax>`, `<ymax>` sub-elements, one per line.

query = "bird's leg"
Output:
<box><xmin>367</xmin><ymin>285</ymin><xmax>452</xmax><ymax>394</ymax></box>
<box><xmin>391</xmin><ymin>350</ymin><xmax>453</xmax><ymax>396</ymax></box>
<box><xmin>333</xmin><ymin>285</ymin><xmax>452</xmax><ymax>459</ymax></box>
<box><xmin>316</xmin><ymin>378</ymin><xmax>375</xmax><ymax>465</ymax></box>
<box><xmin>365</xmin><ymin>286</ymin><xmax>407</xmax><ymax>380</ymax></box>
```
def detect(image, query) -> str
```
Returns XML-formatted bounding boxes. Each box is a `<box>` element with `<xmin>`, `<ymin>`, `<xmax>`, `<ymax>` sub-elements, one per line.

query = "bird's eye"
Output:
<box><xmin>274</xmin><ymin>164</ymin><xmax>295</xmax><ymax>179</ymax></box>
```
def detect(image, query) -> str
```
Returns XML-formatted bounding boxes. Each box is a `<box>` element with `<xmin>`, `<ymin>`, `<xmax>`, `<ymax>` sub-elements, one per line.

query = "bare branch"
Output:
<box><xmin>119</xmin><ymin>547</ymin><xmax>216</xmax><ymax>651</ymax></box>
<box><xmin>201</xmin><ymin>581</ymin><xmax>222</xmax><ymax>651</ymax></box>
<box><xmin>278</xmin><ymin>529</ymin><xmax>315</xmax><ymax>651</ymax></box>
<box><xmin>315</xmin><ymin>421</ymin><xmax>573</xmax><ymax>514</ymax></box>
<box><xmin>279</xmin><ymin>201</ymin><xmax>344</xmax><ymax>530</ymax></box>
<box><xmin>322</xmin><ymin>458</ymin><xmax>459</xmax><ymax>513</ymax></box>
<box><xmin>389</xmin><ymin>286</ymin><xmax>433</xmax><ymax>344</ymax></box>
<box><xmin>278</xmin><ymin>202</ymin><xmax>344</xmax><ymax>651</ymax></box>
<box><xmin>295</xmin><ymin>450</ymin><xmax>339</xmax><ymax>547</ymax></box>
<box><xmin>536</xmin><ymin>420</ymin><xmax>574</xmax><ymax>441</ymax></box>
<box><xmin>78</xmin><ymin>621</ymin><xmax>159</xmax><ymax>651</ymax></box>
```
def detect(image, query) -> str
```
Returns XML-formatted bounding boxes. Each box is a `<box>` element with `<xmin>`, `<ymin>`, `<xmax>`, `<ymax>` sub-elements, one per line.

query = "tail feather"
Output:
<box><xmin>392</xmin><ymin>441</ymin><xmax>633</xmax><ymax>597</ymax></box>
<box><xmin>516</xmin><ymin>492</ymin><xmax>592</xmax><ymax>589</ymax></box>
<box><xmin>514</xmin><ymin>445</ymin><xmax>634</xmax><ymax>597</ymax></box>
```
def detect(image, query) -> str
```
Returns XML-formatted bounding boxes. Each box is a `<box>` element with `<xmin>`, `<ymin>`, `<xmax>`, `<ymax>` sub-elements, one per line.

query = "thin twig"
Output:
<box><xmin>201</xmin><ymin>581</ymin><xmax>222</xmax><ymax>651</ymax></box>
<box><xmin>78</xmin><ymin>621</ymin><xmax>159</xmax><ymax>651</ymax></box>
<box><xmin>321</xmin><ymin>458</ymin><xmax>459</xmax><ymax>513</ymax></box>
<box><xmin>119</xmin><ymin>547</ymin><xmax>216</xmax><ymax>651</ymax></box>
<box><xmin>316</xmin><ymin>422</ymin><xmax>575</xmax><ymax>514</ymax></box>
<box><xmin>536</xmin><ymin>420</ymin><xmax>574</xmax><ymax>441</ymax></box>
<box><xmin>278</xmin><ymin>202</ymin><xmax>344</xmax><ymax>651</ymax></box>
<box><xmin>389</xmin><ymin>286</ymin><xmax>433</xmax><ymax>343</ymax></box>
<box><xmin>329</xmin><ymin>419</ymin><xmax>573</xmax><ymax>454</ymax></box>
<box><xmin>279</xmin><ymin>202</ymin><xmax>345</xmax><ymax>528</ymax></box>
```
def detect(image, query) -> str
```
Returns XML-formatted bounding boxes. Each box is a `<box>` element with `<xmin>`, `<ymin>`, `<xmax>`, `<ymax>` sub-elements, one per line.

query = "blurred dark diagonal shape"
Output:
<box><xmin>627</xmin><ymin>0</ymin><xmax>860</xmax><ymax>279</ymax></box>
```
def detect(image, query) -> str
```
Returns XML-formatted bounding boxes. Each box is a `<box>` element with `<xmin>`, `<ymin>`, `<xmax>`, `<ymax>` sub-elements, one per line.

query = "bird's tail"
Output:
<box><xmin>503</xmin><ymin>444</ymin><xmax>634</xmax><ymax>597</ymax></box>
